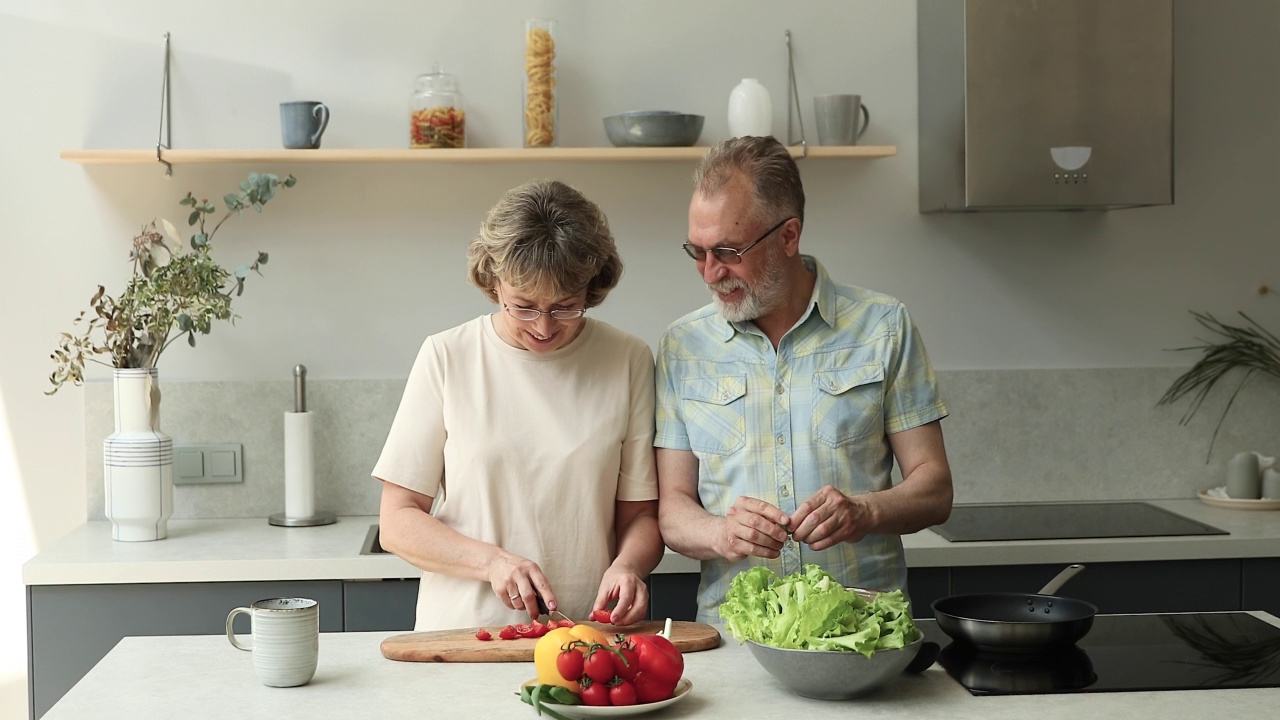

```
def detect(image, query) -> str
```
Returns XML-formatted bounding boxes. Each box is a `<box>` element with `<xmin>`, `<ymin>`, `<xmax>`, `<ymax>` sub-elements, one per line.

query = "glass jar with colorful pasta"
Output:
<box><xmin>410</xmin><ymin>64</ymin><xmax>466</xmax><ymax>149</ymax></box>
<box><xmin>523</xmin><ymin>19</ymin><xmax>557</xmax><ymax>147</ymax></box>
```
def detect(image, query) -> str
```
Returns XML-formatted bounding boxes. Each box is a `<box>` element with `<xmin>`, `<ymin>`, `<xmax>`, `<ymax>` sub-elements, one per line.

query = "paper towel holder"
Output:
<box><xmin>269</xmin><ymin>364</ymin><xmax>336</xmax><ymax>528</ymax></box>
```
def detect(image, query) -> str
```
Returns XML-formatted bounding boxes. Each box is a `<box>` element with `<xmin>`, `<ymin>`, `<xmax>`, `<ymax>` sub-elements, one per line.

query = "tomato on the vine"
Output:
<box><xmin>612</xmin><ymin>643</ymin><xmax>639</xmax><ymax>681</ymax></box>
<box><xmin>583</xmin><ymin>647</ymin><xmax>617</xmax><ymax>683</ymax></box>
<box><xmin>580</xmin><ymin>680</ymin><xmax>610</xmax><ymax>706</ymax></box>
<box><xmin>556</xmin><ymin>648</ymin><xmax>585</xmax><ymax>683</ymax></box>
<box><xmin>608</xmin><ymin>679</ymin><xmax>637</xmax><ymax>706</ymax></box>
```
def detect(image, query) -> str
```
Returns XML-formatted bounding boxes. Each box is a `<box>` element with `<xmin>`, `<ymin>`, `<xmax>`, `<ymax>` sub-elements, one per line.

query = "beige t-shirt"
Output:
<box><xmin>372</xmin><ymin>315</ymin><xmax>658</xmax><ymax>631</ymax></box>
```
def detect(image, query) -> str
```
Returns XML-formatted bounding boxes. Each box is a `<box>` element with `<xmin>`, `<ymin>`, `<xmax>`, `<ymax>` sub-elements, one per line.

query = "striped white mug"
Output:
<box><xmin>226</xmin><ymin>598</ymin><xmax>319</xmax><ymax>687</ymax></box>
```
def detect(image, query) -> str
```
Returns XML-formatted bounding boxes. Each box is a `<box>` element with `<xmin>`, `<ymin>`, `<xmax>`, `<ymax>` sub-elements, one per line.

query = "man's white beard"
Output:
<box><xmin>708</xmin><ymin>248</ymin><xmax>787</xmax><ymax>322</ymax></box>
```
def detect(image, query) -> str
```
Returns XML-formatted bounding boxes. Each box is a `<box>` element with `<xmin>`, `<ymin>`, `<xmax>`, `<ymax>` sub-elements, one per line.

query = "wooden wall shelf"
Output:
<box><xmin>60</xmin><ymin>146</ymin><xmax>897</xmax><ymax>166</ymax></box>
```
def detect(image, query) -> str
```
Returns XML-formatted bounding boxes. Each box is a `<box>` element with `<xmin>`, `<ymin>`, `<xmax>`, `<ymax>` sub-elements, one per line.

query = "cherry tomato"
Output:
<box><xmin>554</xmin><ymin>619</ymin><xmax>575</xmax><ymax>628</ymax></box>
<box><xmin>580</xmin><ymin>680</ymin><xmax>611</xmax><ymax>706</ymax></box>
<box><xmin>498</xmin><ymin>625</ymin><xmax>518</xmax><ymax>640</ymax></box>
<box><xmin>514</xmin><ymin>623</ymin><xmax>536</xmax><ymax>638</ymax></box>
<box><xmin>556</xmin><ymin>648</ymin><xmax>585</xmax><ymax>683</ymax></box>
<box><xmin>474</xmin><ymin>628</ymin><xmax>492</xmax><ymax>641</ymax></box>
<box><xmin>528</xmin><ymin>620</ymin><xmax>549</xmax><ymax>637</ymax></box>
<box><xmin>590</xmin><ymin>609</ymin><xmax>614</xmax><ymax>623</ymax></box>
<box><xmin>612</xmin><ymin>644</ymin><xmax>639</xmax><ymax>681</ymax></box>
<box><xmin>608</xmin><ymin>679</ymin><xmax>637</xmax><ymax>706</ymax></box>
<box><xmin>584</xmin><ymin>647</ymin><xmax>617</xmax><ymax>683</ymax></box>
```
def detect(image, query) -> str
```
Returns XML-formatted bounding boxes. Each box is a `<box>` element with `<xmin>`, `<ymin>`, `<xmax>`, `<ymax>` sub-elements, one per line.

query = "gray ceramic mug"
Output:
<box><xmin>227</xmin><ymin>597</ymin><xmax>319</xmax><ymax>687</ymax></box>
<box><xmin>813</xmin><ymin>94</ymin><xmax>870</xmax><ymax>146</ymax></box>
<box><xmin>280</xmin><ymin>101</ymin><xmax>330</xmax><ymax>149</ymax></box>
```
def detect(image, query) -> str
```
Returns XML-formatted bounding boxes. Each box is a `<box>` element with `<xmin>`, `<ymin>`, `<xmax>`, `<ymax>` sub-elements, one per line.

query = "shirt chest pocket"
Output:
<box><xmin>812</xmin><ymin>363</ymin><xmax>884</xmax><ymax>448</ymax></box>
<box><xmin>681</xmin><ymin>375</ymin><xmax>747</xmax><ymax>456</ymax></box>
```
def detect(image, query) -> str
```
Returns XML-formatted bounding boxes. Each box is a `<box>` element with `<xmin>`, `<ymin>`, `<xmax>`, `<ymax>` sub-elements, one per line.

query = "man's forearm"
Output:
<box><xmin>865</xmin><ymin>461</ymin><xmax>953</xmax><ymax>535</ymax></box>
<box><xmin>658</xmin><ymin>492</ymin><xmax>726</xmax><ymax>561</ymax></box>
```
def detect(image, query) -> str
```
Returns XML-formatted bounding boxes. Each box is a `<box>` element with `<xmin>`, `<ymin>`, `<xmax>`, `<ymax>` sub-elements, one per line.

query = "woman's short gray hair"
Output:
<box><xmin>692</xmin><ymin>136</ymin><xmax>805</xmax><ymax>224</ymax></box>
<box><xmin>467</xmin><ymin>180</ymin><xmax>623</xmax><ymax>307</ymax></box>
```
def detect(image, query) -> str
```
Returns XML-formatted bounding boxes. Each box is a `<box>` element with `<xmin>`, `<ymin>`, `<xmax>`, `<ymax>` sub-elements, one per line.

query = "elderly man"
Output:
<box><xmin>654</xmin><ymin>136</ymin><xmax>953</xmax><ymax>622</ymax></box>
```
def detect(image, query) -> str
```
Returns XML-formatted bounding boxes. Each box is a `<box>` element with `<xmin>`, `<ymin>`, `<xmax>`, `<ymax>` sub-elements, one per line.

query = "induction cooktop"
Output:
<box><xmin>916</xmin><ymin>612</ymin><xmax>1280</xmax><ymax>695</ymax></box>
<box><xmin>932</xmin><ymin>502</ymin><xmax>1227</xmax><ymax>542</ymax></box>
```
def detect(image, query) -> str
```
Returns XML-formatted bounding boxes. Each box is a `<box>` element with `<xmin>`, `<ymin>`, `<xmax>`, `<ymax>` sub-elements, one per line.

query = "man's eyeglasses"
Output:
<box><xmin>503</xmin><ymin>304</ymin><xmax>587</xmax><ymax>322</ymax></box>
<box><xmin>681</xmin><ymin>217</ymin><xmax>793</xmax><ymax>264</ymax></box>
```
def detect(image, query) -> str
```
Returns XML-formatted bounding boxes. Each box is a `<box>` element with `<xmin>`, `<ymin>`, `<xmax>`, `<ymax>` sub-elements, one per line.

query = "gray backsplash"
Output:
<box><xmin>84</xmin><ymin>369</ymin><xmax>1280</xmax><ymax>519</ymax></box>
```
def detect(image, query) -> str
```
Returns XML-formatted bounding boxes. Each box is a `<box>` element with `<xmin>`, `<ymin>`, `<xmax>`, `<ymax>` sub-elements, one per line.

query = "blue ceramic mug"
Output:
<box><xmin>280</xmin><ymin>101</ymin><xmax>330</xmax><ymax>149</ymax></box>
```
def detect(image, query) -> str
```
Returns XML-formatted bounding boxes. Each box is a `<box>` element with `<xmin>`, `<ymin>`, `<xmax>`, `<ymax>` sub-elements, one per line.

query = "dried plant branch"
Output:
<box><xmin>1157</xmin><ymin>311</ymin><xmax>1280</xmax><ymax>461</ymax></box>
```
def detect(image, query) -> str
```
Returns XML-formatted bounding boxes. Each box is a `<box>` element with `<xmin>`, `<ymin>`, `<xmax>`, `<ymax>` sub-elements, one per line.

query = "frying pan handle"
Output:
<box><xmin>1038</xmin><ymin>564</ymin><xmax>1086</xmax><ymax>595</ymax></box>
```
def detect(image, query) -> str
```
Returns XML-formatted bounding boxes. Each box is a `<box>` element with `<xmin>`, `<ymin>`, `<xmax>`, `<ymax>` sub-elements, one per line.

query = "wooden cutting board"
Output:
<box><xmin>381</xmin><ymin>620</ymin><xmax>721</xmax><ymax>662</ymax></box>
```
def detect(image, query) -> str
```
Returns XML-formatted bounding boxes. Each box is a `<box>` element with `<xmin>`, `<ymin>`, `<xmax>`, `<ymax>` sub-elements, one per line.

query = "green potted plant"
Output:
<box><xmin>1157</xmin><ymin>310</ymin><xmax>1280</xmax><ymax>460</ymax></box>
<box><xmin>48</xmin><ymin>171</ymin><xmax>296</xmax><ymax>541</ymax></box>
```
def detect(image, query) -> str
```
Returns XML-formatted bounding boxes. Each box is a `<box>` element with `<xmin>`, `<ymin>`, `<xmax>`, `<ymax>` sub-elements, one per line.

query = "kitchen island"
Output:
<box><xmin>42</xmin><ymin>613</ymin><xmax>1280</xmax><ymax>720</ymax></box>
<box><xmin>23</xmin><ymin>499</ymin><xmax>1280</xmax><ymax>719</ymax></box>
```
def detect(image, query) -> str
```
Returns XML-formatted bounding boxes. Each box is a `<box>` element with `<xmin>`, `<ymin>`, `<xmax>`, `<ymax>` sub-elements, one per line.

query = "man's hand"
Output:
<box><xmin>718</xmin><ymin>496</ymin><xmax>791</xmax><ymax>561</ymax></box>
<box><xmin>788</xmin><ymin>485</ymin><xmax>874</xmax><ymax>551</ymax></box>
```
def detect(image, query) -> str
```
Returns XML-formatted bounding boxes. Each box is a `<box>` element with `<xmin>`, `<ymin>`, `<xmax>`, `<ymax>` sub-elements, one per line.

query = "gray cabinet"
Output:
<box><xmin>27</xmin><ymin>581</ymin><xmax>343</xmax><ymax>720</ymax></box>
<box><xmin>1243</xmin><ymin>558</ymin><xmax>1280</xmax><ymax>618</ymax></box>
<box><xmin>948</xmin><ymin>559</ymin><xmax>1242</xmax><ymax>614</ymax></box>
<box><xmin>344</xmin><ymin>579</ymin><xmax>418</xmax><ymax>631</ymax></box>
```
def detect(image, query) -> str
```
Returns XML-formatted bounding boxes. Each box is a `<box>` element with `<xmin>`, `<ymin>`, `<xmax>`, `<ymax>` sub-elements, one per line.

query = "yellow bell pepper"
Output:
<box><xmin>533</xmin><ymin>625</ymin><xmax>614</xmax><ymax>693</ymax></box>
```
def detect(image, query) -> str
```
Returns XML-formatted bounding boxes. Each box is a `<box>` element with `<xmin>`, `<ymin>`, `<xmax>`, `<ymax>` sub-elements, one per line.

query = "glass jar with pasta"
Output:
<box><xmin>523</xmin><ymin>18</ymin><xmax>557</xmax><ymax>147</ymax></box>
<box><xmin>410</xmin><ymin>64</ymin><xmax>466</xmax><ymax>149</ymax></box>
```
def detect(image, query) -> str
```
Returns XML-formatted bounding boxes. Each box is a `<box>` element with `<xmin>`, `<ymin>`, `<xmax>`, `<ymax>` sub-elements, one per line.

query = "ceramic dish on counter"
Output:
<box><xmin>1198</xmin><ymin>487</ymin><xmax>1280</xmax><ymax>511</ymax></box>
<box><xmin>518</xmin><ymin>678</ymin><xmax>692</xmax><ymax>718</ymax></box>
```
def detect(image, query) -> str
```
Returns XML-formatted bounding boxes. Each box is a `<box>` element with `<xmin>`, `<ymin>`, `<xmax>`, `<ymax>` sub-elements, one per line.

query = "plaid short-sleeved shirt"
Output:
<box><xmin>655</xmin><ymin>256</ymin><xmax>948</xmax><ymax>622</ymax></box>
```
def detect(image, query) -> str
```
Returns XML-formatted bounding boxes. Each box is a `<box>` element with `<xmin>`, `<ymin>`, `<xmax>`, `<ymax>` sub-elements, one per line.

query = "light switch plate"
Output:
<box><xmin>173</xmin><ymin>443</ymin><xmax>243</xmax><ymax>485</ymax></box>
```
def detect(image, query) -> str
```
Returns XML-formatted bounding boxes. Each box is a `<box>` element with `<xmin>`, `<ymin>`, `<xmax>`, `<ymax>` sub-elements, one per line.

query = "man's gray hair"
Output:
<box><xmin>468</xmin><ymin>180</ymin><xmax>622</xmax><ymax>308</ymax></box>
<box><xmin>692</xmin><ymin>136</ymin><xmax>805</xmax><ymax>224</ymax></box>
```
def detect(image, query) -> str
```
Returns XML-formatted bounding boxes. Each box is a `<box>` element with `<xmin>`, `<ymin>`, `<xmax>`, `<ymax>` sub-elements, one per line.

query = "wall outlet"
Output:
<box><xmin>174</xmin><ymin>443</ymin><xmax>243</xmax><ymax>485</ymax></box>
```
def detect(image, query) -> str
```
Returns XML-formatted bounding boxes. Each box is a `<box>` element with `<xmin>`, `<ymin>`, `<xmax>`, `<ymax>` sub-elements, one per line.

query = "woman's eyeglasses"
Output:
<box><xmin>503</xmin><ymin>304</ymin><xmax>586</xmax><ymax>321</ymax></box>
<box><xmin>681</xmin><ymin>217</ymin><xmax>793</xmax><ymax>264</ymax></box>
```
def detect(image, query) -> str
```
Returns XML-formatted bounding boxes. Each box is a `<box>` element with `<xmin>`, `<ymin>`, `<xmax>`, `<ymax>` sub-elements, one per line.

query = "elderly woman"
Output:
<box><xmin>373</xmin><ymin>180</ymin><xmax>662</xmax><ymax>632</ymax></box>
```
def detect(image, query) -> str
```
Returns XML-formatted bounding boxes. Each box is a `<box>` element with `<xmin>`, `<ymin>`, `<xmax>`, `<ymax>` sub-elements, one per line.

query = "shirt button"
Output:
<box><xmin>777</xmin><ymin>434</ymin><xmax>785</xmax><ymax>445</ymax></box>
<box><xmin>775</xmin><ymin>383</ymin><xmax>785</xmax><ymax>395</ymax></box>
<box><xmin>828</xmin><ymin>381</ymin><xmax>838</xmax><ymax>391</ymax></box>
<box><xmin>720</xmin><ymin>390</ymin><xmax>729</xmax><ymax>400</ymax></box>
<box><xmin>781</xmin><ymin>485</ymin><xmax>791</xmax><ymax>497</ymax></box>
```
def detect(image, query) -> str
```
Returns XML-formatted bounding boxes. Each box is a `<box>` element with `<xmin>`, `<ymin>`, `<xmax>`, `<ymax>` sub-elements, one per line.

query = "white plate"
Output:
<box><xmin>518</xmin><ymin>678</ymin><xmax>692</xmax><ymax>718</ymax></box>
<box><xmin>1198</xmin><ymin>488</ymin><xmax>1280</xmax><ymax>511</ymax></box>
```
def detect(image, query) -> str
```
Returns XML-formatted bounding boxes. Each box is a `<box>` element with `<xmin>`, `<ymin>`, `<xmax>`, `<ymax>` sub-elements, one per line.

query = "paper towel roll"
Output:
<box><xmin>284</xmin><ymin>411</ymin><xmax>316</xmax><ymax>518</ymax></box>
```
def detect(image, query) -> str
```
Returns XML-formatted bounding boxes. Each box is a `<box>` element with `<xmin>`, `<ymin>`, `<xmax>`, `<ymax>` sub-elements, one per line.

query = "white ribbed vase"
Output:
<box><xmin>103</xmin><ymin>368</ymin><xmax>173</xmax><ymax>541</ymax></box>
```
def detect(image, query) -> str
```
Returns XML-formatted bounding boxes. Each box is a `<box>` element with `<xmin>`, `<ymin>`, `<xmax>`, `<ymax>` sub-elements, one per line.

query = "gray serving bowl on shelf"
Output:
<box><xmin>744</xmin><ymin>631</ymin><xmax>924</xmax><ymax>700</ymax></box>
<box><xmin>603</xmin><ymin>111</ymin><xmax>705</xmax><ymax>147</ymax></box>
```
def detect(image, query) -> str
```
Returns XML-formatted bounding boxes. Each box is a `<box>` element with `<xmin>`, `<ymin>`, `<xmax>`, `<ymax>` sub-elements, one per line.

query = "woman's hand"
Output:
<box><xmin>488</xmin><ymin>553</ymin><xmax>557</xmax><ymax>620</ymax></box>
<box><xmin>592</xmin><ymin>561</ymin><xmax>649</xmax><ymax>626</ymax></box>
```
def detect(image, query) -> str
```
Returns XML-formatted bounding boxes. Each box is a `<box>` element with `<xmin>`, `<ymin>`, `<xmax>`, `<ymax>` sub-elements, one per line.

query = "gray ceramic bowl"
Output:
<box><xmin>744</xmin><ymin>631</ymin><xmax>924</xmax><ymax>700</ymax></box>
<box><xmin>603</xmin><ymin>111</ymin><xmax>705</xmax><ymax>147</ymax></box>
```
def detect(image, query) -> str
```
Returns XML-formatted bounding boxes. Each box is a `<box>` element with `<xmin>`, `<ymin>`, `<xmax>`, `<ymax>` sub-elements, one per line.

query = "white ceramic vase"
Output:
<box><xmin>728</xmin><ymin>78</ymin><xmax>772</xmax><ymax>138</ymax></box>
<box><xmin>103</xmin><ymin>368</ymin><xmax>173</xmax><ymax>541</ymax></box>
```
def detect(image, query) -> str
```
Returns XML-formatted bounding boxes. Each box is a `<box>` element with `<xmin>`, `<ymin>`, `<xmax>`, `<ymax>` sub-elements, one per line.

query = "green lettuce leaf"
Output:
<box><xmin>718</xmin><ymin>564</ymin><xmax>918</xmax><ymax>658</ymax></box>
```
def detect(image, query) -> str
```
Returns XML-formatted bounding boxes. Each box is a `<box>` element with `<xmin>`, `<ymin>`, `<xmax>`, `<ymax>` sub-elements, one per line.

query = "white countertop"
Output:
<box><xmin>22</xmin><ymin>500</ymin><xmax>1280</xmax><ymax>586</ymax></box>
<box><xmin>41</xmin><ymin>613</ymin><xmax>1280</xmax><ymax>720</ymax></box>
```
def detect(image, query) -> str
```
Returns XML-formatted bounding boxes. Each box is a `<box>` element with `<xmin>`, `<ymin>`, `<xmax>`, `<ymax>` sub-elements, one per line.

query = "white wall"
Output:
<box><xmin>2</xmin><ymin>1</ymin><xmax>1278</xmax><ymax>716</ymax></box>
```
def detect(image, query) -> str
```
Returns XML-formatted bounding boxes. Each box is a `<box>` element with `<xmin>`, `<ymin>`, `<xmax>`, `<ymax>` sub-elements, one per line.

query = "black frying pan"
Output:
<box><xmin>932</xmin><ymin>564</ymin><xmax>1098</xmax><ymax>653</ymax></box>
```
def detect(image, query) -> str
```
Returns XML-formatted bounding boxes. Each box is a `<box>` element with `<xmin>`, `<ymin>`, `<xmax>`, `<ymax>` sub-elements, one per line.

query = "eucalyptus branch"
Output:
<box><xmin>46</xmin><ymin>173</ymin><xmax>296</xmax><ymax>394</ymax></box>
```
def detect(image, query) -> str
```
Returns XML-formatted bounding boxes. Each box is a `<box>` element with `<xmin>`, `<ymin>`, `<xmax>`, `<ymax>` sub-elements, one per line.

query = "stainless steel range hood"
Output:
<box><xmin>918</xmin><ymin>0</ymin><xmax>1174</xmax><ymax>212</ymax></box>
